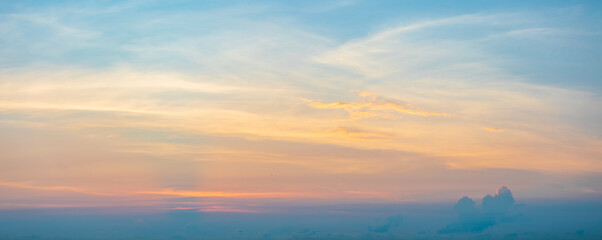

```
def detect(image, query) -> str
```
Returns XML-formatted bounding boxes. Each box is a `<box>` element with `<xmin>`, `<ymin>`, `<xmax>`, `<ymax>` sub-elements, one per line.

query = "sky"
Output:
<box><xmin>0</xmin><ymin>0</ymin><xmax>602</xmax><ymax>239</ymax></box>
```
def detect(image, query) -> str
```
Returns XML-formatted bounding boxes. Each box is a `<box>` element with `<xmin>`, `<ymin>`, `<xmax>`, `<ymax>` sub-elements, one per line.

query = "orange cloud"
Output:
<box><xmin>197</xmin><ymin>205</ymin><xmax>259</xmax><ymax>213</ymax></box>
<box><xmin>482</xmin><ymin>127</ymin><xmax>505</xmax><ymax>132</ymax></box>
<box><xmin>137</xmin><ymin>189</ymin><xmax>304</xmax><ymax>198</ymax></box>
<box><xmin>329</xmin><ymin>127</ymin><xmax>394</xmax><ymax>140</ymax></box>
<box><xmin>343</xmin><ymin>190</ymin><xmax>390</xmax><ymax>199</ymax></box>
<box><xmin>137</xmin><ymin>189</ymin><xmax>396</xmax><ymax>201</ymax></box>
<box><xmin>0</xmin><ymin>181</ymin><xmax>112</xmax><ymax>196</ymax></box>
<box><xmin>302</xmin><ymin>92</ymin><xmax>449</xmax><ymax>120</ymax></box>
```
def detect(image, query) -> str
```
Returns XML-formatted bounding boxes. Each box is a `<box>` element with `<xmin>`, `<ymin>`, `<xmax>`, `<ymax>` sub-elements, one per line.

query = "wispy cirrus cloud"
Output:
<box><xmin>137</xmin><ymin>189</ymin><xmax>303</xmax><ymax>199</ymax></box>
<box><xmin>0</xmin><ymin>181</ymin><xmax>112</xmax><ymax>196</ymax></box>
<box><xmin>137</xmin><ymin>188</ymin><xmax>392</xmax><ymax>201</ymax></box>
<box><xmin>328</xmin><ymin>126</ymin><xmax>395</xmax><ymax>140</ymax></box>
<box><xmin>302</xmin><ymin>91</ymin><xmax>449</xmax><ymax>120</ymax></box>
<box><xmin>482</xmin><ymin>126</ymin><xmax>505</xmax><ymax>133</ymax></box>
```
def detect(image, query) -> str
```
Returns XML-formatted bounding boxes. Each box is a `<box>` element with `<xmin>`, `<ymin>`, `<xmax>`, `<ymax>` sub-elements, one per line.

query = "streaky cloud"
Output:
<box><xmin>302</xmin><ymin>91</ymin><xmax>449</xmax><ymax>120</ymax></box>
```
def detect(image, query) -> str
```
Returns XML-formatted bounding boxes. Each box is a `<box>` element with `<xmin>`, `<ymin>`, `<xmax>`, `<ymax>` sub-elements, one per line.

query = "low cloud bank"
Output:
<box><xmin>369</xmin><ymin>214</ymin><xmax>404</xmax><ymax>233</ymax></box>
<box><xmin>439</xmin><ymin>186</ymin><xmax>518</xmax><ymax>234</ymax></box>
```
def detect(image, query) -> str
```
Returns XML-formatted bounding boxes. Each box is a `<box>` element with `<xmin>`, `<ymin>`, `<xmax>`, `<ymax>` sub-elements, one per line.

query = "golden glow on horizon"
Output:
<box><xmin>197</xmin><ymin>205</ymin><xmax>259</xmax><ymax>213</ymax></box>
<box><xmin>137</xmin><ymin>189</ymin><xmax>305</xmax><ymax>198</ymax></box>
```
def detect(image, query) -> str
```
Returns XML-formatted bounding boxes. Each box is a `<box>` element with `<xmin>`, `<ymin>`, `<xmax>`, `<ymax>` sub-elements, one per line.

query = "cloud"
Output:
<box><xmin>136</xmin><ymin>189</ymin><xmax>303</xmax><ymax>198</ymax></box>
<box><xmin>482</xmin><ymin>186</ymin><xmax>515</xmax><ymax>215</ymax></box>
<box><xmin>1</xmin><ymin>1</ymin><xmax>601</xmax><ymax>212</ymax></box>
<box><xmin>0</xmin><ymin>181</ymin><xmax>111</xmax><ymax>196</ymax></box>
<box><xmin>197</xmin><ymin>205</ymin><xmax>258</xmax><ymax>213</ymax></box>
<box><xmin>328</xmin><ymin>127</ymin><xmax>394</xmax><ymax>140</ymax></box>
<box><xmin>313</xmin><ymin>14</ymin><xmax>492</xmax><ymax>78</ymax></box>
<box><xmin>482</xmin><ymin>127</ymin><xmax>505</xmax><ymax>132</ymax></box>
<box><xmin>303</xmin><ymin>91</ymin><xmax>449</xmax><ymax>120</ymax></box>
<box><xmin>369</xmin><ymin>214</ymin><xmax>404</xmax><ymax>233</ymax></box>
<box><xmin>439</xmin><ymin>186</ymin><xmax>518</xmax><ymax>234</ymax></box>
<box><xmin>454</xmin><ymin>196</ymin><xmax>479</xmax><ymax>220</ymax></box>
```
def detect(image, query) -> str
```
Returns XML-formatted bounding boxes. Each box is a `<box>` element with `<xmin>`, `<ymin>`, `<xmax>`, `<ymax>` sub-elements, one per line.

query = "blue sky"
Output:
<box><xmin>2</xmin><ymin>0</ymin><xmax>602</xmax><ymax>91</ymax></box>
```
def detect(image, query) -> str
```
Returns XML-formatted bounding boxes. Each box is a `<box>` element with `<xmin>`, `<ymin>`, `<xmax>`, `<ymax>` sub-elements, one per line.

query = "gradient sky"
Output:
<box><xmin>1</xmin><ymin>0</ymin><xmax>602</xmax><ymax>233</ymax></box>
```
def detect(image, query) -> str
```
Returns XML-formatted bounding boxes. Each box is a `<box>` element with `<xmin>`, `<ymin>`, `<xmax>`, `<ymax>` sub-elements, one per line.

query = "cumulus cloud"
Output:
<box><xmin>482</xmin><ymin>186</ymin><xmax>515</xmax><ymax>215</ymax></box>
<box><xmin>439</xmin><ymin>186</ymin><xmax>518</xmax><ymax>234</ymax></box>
<box><xmin>455</xmin><ymin>196</ymin><xmax>479</xmax><ymax>220</ymax></box>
